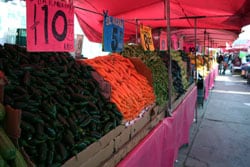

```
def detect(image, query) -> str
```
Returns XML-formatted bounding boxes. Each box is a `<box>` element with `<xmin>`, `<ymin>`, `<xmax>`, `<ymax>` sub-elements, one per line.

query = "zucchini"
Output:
<box><xmin>44</xmin><ymin>104</ymin><xmax>57</xmax><ymax>119</ymax></box>
<box><xmin>63</xmin><ymin>129</ymin><xmax>75</xmax><ymax>147</ymax></box>
<box><xmin>0</xmin><ymin>127</ymin><xmax>16</xmax><ymax>160</ymax></box>
<box><xmin>13</xmin><ymin>150</ymin><xmax>28</xmax><ymax>167</ymax></box>
<box><xmin>0</xmin><ymin>154</ymin><xmax>5</xmax><ymax>167</ymax></box>
<box><xmin>20</xmin><ymin>121</ymin><xmax>35</xmax><ymax>134</ymax></box>
<box><xmin>47</xmin><ymin>141</ymin><xmax>55</xmax><ymax>165</ymax></box>
<box><xmin>22</xmin><ymin>111</ymin><xmax>44</xmax><ymax>124</ymax></box>
<box><xmin>56</xmin><ymin>142</ymin><xmax>67</xmax><ymax>161</ymax></box>
<box><xmin>38</xmin><ymin>142</ymin><xmax>47</xmax><ymax>163</ymax></box>
<box><xmin>0</xmin><ymin>103</ymin><xmax>5</xmax><ymax>121</ymax></box>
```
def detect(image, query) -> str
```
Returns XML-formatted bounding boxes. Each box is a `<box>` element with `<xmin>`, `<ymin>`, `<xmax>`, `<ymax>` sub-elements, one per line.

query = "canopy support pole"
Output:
<box><xmin>208</xmin><ymin>35</ymin><xmax>210</xmax><ymax>71</ymax></box>
<box><xmin>194</xmin><ymin>18</ymin><xmax>198</xmax><ymax>123</ymax></box>
<box><xmin>135</xmin><ymin>19</ymin><xmax>138</xmax><ymax>44</ymax></box>
<box><xmin>165</xmin><ymin>0</ymin><xmax>172</xmax><ymax>116</ymax></box>
<box><xmin>194</xmin><ymin>18</ymin><xmax>197</xmax><ymax>81</ymax></box>
<box><xmin>203</xmin><ymin>29</ymin><xmax>206</xmax><ymax>78</ymax></box>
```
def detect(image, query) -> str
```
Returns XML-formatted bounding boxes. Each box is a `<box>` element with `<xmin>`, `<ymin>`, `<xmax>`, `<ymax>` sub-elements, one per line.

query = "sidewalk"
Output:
<box><xmin>175</xmin><ymin>70</ymin><xmax>250</xmax><ymax>167</ymax></box>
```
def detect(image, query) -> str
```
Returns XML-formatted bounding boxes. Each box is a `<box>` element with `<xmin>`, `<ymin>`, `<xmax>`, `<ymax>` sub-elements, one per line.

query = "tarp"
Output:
<box><xmin>232</xmin><ymin>39</ymin><xmax>250</xmax><ymax>49</ymax></box>
<box><xmin>74</xmin><ymin>0</ymin><xmax>250</xmax><ymax>46</ymax></box>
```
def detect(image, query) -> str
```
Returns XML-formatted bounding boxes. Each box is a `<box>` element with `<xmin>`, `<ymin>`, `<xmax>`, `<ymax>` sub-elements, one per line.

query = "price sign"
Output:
<box><xmin>26</xmin><ymin>0</ymin><xmax>74</xmax><ymax>52</ymax></box>
<box><xmin>160</xmin><ymin>31</ymin><xmax>167</xmax><ymax>51</ymax></box>
<box><xmin>140</xmin><ymin>25</ymin><xmax>154</xmax><ymax>51</ymax></box>
<box><xmin>103</xmin><ymin>15</ymin><xmax>124</xmax><ymax>52</ymax></box>
<box><xmin>75</xmin><ymin>34</ymin><xmax>83</xmax><ymax>58</ymax></box>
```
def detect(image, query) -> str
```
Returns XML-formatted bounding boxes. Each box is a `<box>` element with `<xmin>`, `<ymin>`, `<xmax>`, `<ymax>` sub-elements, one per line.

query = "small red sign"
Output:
<box><xmin>26</xmin><ymin>0</ymin><xmax>74</xmax><ymax>52</ymax></box>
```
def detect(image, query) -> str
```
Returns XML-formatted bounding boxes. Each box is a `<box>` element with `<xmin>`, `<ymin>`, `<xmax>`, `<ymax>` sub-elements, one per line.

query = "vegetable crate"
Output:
<box><xmin>62</xmin><ymin>104</ymin><xmax>158</xmax><ymax>167</ymax></box>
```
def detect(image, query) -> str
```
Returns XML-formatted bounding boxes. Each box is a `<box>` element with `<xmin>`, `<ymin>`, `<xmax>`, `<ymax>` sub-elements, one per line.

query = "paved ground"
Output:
<box><xmin>175</xmin><ymin>70</ymin><xmax>250</xmax><ymax>167</ymax></box>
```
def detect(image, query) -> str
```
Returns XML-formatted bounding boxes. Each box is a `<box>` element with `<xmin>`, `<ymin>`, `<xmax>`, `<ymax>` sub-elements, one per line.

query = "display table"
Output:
<box><xmin>117</xmin><ymin>85</ymin><xmax>197</xmax><ymax>167</ymax></box>
<box><xmin>204</xmin><ymin>65</ymin><xmax>218</xmax><ymax>100</ymax></box>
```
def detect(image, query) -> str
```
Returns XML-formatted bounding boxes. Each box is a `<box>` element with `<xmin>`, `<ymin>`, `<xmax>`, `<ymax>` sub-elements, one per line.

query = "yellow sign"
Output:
<box><xmin>140</xmin><ymin>25</ymin><xmax>154</xmax><ymax>51</ymax></box>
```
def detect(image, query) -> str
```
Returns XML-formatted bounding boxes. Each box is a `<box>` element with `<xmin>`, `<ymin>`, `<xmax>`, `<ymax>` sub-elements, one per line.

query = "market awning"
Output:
<box><xmin>74</xmin><ymin>0</ymin><xmax>250</xmax><ymax>46</ymax></box>
<box><xmin>232</xmin><ymin>39</ymin><xmax>250</xmax><ymax>49</ymax></box>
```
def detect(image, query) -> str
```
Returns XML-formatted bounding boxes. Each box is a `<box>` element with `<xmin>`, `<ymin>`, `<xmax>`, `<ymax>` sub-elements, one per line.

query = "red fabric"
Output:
<box><xmin>74</xmin><ymin>0</ymin><xmax>250</xmax><ymax>45</ymax></box>
<box><xmin>204</xmin><ymin>65</ymin><xmax>218</xmax><ymax>100</ymax></box>
<box><xmin>117</xmin><ymin>86</ymin><xmax>197</xmax><ymax>167</ymax></box>
<box><xmin>209</xmin><ymin>65</ymin><xmax>218</xmax><ymax>89</ymax></box>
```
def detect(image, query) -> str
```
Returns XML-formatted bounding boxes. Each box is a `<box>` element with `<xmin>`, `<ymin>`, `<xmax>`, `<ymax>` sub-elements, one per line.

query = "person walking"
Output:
<box><xmin>217</xmin><ymin>54</ymin><xmax>224</xmax><ymax>75</ymax></box>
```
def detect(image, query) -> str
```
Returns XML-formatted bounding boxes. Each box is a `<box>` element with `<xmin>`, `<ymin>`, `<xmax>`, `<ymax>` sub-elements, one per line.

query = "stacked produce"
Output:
<box><xmin>189</xmin><ymin>53</ymin><xmax>204</xmax><ymax>66</ymax></box>
<box><xmin>171</xmin><ymin>50</ymin><xmax>189</xmax><ymax>97</ymax></box>
<box><xmin>0</xmin><ymin>44</ymin><xmax>123</xmax><ymax>166</ymax></box>
<box><xmin>121</xmin><ymin>44</ymin><xmax>169</xmax><ymax>106</ymax></box>
<box><xmin>0</xmin><ymin>103</ymin><xmax>28</xmax><ymax>167</ymax></box>
<box><xmin>81</xmin><ymin>54</ymin><xmax>156</xmax><ymax>121</ymax></box>
<box><xmin>188</xmin><ymin>53</ymin><xmax>212</xmax><ymax>77</ymax></box>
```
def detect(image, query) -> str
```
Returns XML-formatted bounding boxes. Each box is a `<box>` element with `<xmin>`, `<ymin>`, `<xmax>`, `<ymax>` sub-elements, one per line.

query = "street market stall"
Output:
<box><xmin>0</xmin><ymin>0</ymin><xmax>250</xmax><ymax>167</ymax></box>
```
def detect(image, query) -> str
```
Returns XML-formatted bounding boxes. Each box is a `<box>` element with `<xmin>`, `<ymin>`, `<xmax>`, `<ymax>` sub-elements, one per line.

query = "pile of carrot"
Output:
<box><xmin>82</xmin><ymin>54</ymin><xmax>155</xmax><ymax>121</ymax></box>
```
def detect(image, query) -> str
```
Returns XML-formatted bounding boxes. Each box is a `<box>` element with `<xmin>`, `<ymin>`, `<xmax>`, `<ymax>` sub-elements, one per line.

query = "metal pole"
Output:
<box><xmin>203</xmin><ymin>29</ymin><xmax>206</xmax><ymax>77</ymax></box>
<box><xmin>135</xmin><ymin>19</ymin><xmax>138</xmax><ymax>44</ymax></box>
<box><xmin>194</xmin><ymin>18</ymin><xmax>198</xmax><ymax>123</ymax></box>
<box><xmin>194</xmin><ymin>18</ymin><xmax>197</xmax><ymax>81</ymax></box>
<box><xmin>165</xmin><ymin>0</ymin><xmax>172</xmax><ymax>116</ymax></box>
<box><xmin>207</xmin><ymin>35</ymin><xmax>210</xmax><ymax>71</ymax></box>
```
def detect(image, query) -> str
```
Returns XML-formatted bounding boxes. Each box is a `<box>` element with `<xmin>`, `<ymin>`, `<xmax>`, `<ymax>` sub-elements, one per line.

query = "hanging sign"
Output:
<box><xmin>26</xmin><ymin>0</ymin><xmax>74</xmax><ymax>52</ymax></box>
<box><xmin>75</xmin><ymin>34</ymin><xmax>84</xmax><ymax>58</ymax></box>
<box><xmin>103</xmin><ymin>15</ymin><xmax>124</xmax><ymax>52</ymax></box>
<box><xmin>159</xmin><ymin>31</ymin><xmax>167</xmax><ymax>51</ymax></box>
<box><xmin>140</xmin><ymin>25</ymin><xmax>154</xmax><ymax>51</ymax></box>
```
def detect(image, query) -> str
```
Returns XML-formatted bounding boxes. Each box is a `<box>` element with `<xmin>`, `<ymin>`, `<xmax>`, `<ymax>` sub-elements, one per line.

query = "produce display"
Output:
<box><xmin>121</xmin><ymin>44</ymin><xmax>169</xmax><ymax>106</ymax></box>
<box><xmin>188</xmin><ymin>53</ymin><xmax>214</xmax><ymax>77</ymax></box>
<box><xmin>0</xmin><ymin>103</ymin><xmax>27</xmax><ymax>167</ymax></box>
<box><xmin>171</xmin><ymin>51</ymin><xmax>189</xmax><ymax>98</ymax></box>
<box><xmin>0</xmin><ymin>44</ymin><xmax>123</xmax><ymax>166</ymax></box>
<box><xmin>81</xmin><ymin>54</ymin><xmax>155</xmax><ymax>121</ymax></box>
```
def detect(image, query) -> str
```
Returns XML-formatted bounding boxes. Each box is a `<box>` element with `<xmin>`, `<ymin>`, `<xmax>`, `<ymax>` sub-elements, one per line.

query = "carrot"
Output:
<box><xmin>83</xmin><ymin>54</ymin><xmax>155</xmax><ymax>121</ymax></box>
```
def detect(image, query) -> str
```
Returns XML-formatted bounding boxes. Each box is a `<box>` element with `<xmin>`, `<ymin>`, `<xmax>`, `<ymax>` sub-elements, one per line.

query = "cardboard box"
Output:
<box><xmin>150</xmin><ymin>104</ymin><xmax>165</xmax><ymax>120</ymax></box>
<box><xmin>102</xmin><ymin>156</ymin><xmax>117</xmax><ymax>167</ymax></box>
<box><xmin>128</xmin><ymin>122</ymin><xmax>152</xmax><ymax>152</ymax></box>
<box><xmin>114</xmin><ymin>125</ymin><xmax>131</xmax><ymax>152</ymax></box>
<box><xmin>63</xmin><ymin>141</ymin><xmax>102</xmax><ymax>167</ymax></box>
<box><xmin>150</xmin><ymin>110</ymin><xmax>165</xmax><ymax>128</ymax></box>
<box><xmin>130</xmin><ymin>110</ymin><xmax>151</xmax><ymax>138</ymax></box>
<box><xmin>81</xmin><ymin>140</ymin><xmax>115</xmax><ymax>167</ymax></box>
<box><xmin>63</xmin><ymin>125</ymin><xmax>125</xmax><ymax>167</ymax></box>
<box><xmin>107</xmin><ymin>121</ymin><xmax>153</xmax><ymax>167</ymax></box>
<box><xmin>99</xmin><ymin>125</ymin><xmax>125</xmax><ymax>148</ymax></box>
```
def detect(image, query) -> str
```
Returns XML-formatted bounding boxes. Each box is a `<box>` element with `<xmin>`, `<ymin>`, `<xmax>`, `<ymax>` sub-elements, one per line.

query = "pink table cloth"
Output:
<box><xmin>204</xmin><ymin>65</ymin><xmax>218</xmax><ymax>100</ymax></box>
<box><xmin>117</xmin><ymin>86</ymin><xmax>197</xmax><ymax>167</ymax></box>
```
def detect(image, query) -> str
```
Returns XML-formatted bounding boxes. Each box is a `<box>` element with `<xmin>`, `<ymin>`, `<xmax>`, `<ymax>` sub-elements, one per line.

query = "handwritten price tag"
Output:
<box><xmin>140</xmin><ymin>25</ymin><xmax>154</xmax><ymax>51</ymax></box>
<box><xmin>103</xmin><ymin>15</ymin><xmax>124</xmax><ymax>52</ymax></box>
<box><xmin>160</xmin><ymin>31</ymin><xmax>167</xmax><ymax>51</ymax></box>
<box><xmin>26</xmin><ymin>0</ymin><xmax>74</xmax><ymax>52</ymax></box>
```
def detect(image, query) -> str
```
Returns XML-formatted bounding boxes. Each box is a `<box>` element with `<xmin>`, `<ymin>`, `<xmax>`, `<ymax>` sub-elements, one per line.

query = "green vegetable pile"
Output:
<box><xmin>121</xmin><ymin>44</ymin><xmax>169</xmax><ymax>106</ymax></box>
<box><xmin>0</xmin><ymin>104</ymin><xmax>28</xmax><ymax>167</ymax></box>
<box><xmin>0</xmin><ymin>44</ymin><xmax>123</xmax><ymax>166</ymax></box>
<box><xmin>170</xmin><ymin>50</ymin><xmax>189</xmax><ymax>99</ymax></box>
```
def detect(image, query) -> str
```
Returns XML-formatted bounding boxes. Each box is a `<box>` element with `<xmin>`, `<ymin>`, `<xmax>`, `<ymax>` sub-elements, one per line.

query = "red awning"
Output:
<box><xmin>74</xmin><ymin>0</ymin><xmax>250</xmax><ymax>45</ymax></box>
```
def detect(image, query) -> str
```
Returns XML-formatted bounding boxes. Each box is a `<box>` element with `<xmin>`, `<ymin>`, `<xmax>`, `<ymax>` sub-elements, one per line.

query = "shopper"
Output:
<box><xmin>222</xmin><ymin>61</ymin><xmax>228</xmax><ymax>75</ymax></box>
<box><xmin>217</xmin><ymin>54</ymin><xmax>224</xmax><ymax>75</ymax></box>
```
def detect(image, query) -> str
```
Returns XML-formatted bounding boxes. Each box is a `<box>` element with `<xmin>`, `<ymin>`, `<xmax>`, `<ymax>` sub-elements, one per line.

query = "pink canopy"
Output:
<box><xmin>74</xmin><ymin>0</ymin><xmax>250</xmax><ymax>47</ymax></box>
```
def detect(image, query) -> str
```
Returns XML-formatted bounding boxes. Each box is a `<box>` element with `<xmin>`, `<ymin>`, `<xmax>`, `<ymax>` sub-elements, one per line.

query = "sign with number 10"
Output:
<box><xmin>103</xmin><ymin>15</ymin><xmax>124</xmax><ymax>52</ymax></box>
<box><xmin>26</xmin><ymin>0</ymin><xmax>74</xmax><ymax>52</ymax></box>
